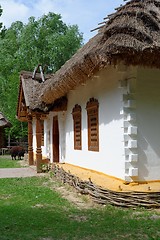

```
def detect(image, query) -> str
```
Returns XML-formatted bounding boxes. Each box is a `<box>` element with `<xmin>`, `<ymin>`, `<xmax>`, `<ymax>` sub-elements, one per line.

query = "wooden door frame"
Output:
<box><xmin>53</xmin><ymin>116</ymin><xmax>59</xmax><ymax>162</ymax></box>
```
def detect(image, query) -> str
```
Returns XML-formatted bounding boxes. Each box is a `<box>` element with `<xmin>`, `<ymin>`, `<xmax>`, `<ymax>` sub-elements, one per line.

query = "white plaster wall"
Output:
<box><xmin>32</xmin><ymin>118</ymin><xmax>36</xmax><ymax>154</ymax></box>
<box><xmin>58</xmin><ymin>112</ymin><xmax>66</xmax><ymax>163</ymax></box>
<box><xmin>47</xmin><ymin>112</ymin><xmax>54</xmax><ymax>163</ymax></box>
<box><xmin>47</xmin><ymin>112</ymin><xmax>66</xmax><ymax>163</ymax></box>
<box><xmin>64</xmin><ymin>66</ymin><xmax>125</xmax><ymax>180</ymax></box>
<box><xmin>32</xmin><ymin>118</ymin><xmax>50</xmax><ymax>159</ymax></box>
<box><xmin>43</xmin><ymin>120</ymin><xmax>47</xmax><ymax>157</ymax></box>
<box><xmin>43</xmin><ymin>119</ymin><xmax>51</xmax><ymax>158</ymax></box>
<box><xmin>137</xmin><ymin>67</ymin><xmax>160</xmax><ymax>181</ymax></box>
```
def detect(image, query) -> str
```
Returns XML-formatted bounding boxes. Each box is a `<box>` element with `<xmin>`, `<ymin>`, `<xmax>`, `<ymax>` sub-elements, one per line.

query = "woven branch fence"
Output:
<box><xmin>52</xmin><ymin>164</ymin><xmax>160</xmax><ymax>208</ymax></box>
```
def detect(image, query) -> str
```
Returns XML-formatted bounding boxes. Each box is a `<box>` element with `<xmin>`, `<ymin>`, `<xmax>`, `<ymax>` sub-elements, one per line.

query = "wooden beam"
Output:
<box><xmin>50</xmin><ymin>96</ymin><xmax>67</xmax><ymax>112</ymax></box>
<box><xmin>40</xmin><ymin>114</ymin><xmax>48</xmax><ymax>120</ymax></box>
<box><xmin>90</xmin><ymin>25</ymin><xmax>104</xmax><ymax>32</ymax></box>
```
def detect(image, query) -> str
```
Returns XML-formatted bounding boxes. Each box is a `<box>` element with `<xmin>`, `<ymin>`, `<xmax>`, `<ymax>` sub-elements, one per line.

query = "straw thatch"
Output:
<box><xmin>19</xmin><ymin>0</ymin><xmax>160</xmax><ymax>111</ymax></box>
<box><xmin>0</xmin><ymin>112</ymin><xmax>11</xmax><ymax>128</ymax></box>
<box><xmin>40</xmin><ymin>0</ymin><xmax>160</xmax><ymax>106</ymax></box>
<box><xmin>18</xmin><ymin>71</ymin><xmax>53</xmax><ymax>112</ymax></box>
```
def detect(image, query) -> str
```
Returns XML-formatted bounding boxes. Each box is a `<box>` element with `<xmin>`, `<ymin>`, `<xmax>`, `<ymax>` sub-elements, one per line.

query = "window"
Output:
<box><xmin>72</xmin><ymin>104</ymin><xmax>82</xmax><ymax>150</ymax></box>
<box><xmin>86</xmin><ymin>98</ymin><xmax>99</xmax><ymax>151</ymax></box>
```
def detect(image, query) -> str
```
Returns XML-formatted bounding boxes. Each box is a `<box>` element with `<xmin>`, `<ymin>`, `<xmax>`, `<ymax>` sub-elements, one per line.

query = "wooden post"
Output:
<box><xmin>27</xmin><ymin>116</ymin><xmax>34</xmax><ymax>165</ymax></box>
<box><xmin>36</xmin><ymin>113</ymin><xmax>42</xmax><ymax>173</ymax></box>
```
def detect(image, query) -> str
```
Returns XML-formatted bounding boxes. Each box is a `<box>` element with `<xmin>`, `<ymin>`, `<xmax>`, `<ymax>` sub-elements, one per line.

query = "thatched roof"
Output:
<box><xmin>19</xmin><ymin>71</ymin><xmax>53</xmax><ymax>112</ymax></box>
<box><xmin>0</xmin><ymin>112</ymin><xmax>12</xmax><ymax>128</ymax></box>
<box><xmin>40</xmin><ymin>0</ymin><xmax>160</xmax><ymax>106</ymax></box>
<box><xmin>99</xmin><ymin>0</ymin><xmax>160</xmax><ymax>66</ymax></box>
<box><xmin>20</xmin><ymin>0</ymin><xmax>160</xmax><ymax>111</ymax></box>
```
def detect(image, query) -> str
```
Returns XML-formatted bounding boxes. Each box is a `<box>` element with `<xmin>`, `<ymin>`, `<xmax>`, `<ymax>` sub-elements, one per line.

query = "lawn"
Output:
<box><xmin>0</xmin><ymin>155</ymin><xmax>21</xmax><ymax>168</ymax></box>
<box><xmin>0</xmin><ymin>176</ymin><xmax>160</xmax><ymax>240</ymax></box>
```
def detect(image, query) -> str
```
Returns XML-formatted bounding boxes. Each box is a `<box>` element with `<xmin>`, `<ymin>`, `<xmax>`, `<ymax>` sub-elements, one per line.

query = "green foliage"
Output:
<box><xmin>0</xmin><ymin>12</ymin><xmax>83</xmax><ymax>140</ymax></box>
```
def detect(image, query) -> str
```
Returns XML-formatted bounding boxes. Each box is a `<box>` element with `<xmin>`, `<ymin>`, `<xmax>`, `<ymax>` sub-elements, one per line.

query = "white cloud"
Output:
<box><xmin>1</xmin><ymin>0</ymin><xmax>30</xmax><ymax>27</ymax></box>
<box><xmin>0</xmin><ymin>0</ymin><xmax>124</xmax><ymax>42</ymax></box>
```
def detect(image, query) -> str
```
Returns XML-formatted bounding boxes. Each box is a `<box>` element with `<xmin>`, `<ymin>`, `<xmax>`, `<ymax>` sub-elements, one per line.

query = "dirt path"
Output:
<box><xmin>0</xmin><ymin>156</ymin><xmax>95</xmax><ymax>208</ymax></box>
<box><xmin>48</xmin><ymin>177</ymin><xmax>97</xmax><ymax>209</ymax></box>
<box><xmin>0</xmin><ymin>155</ymin><xmax>46</xmax><ymax>178</ymax></box>
<box><xmin>0</xmin><ymin>167</ymin><xmax>45</xmax><ymax>178</ymax></box>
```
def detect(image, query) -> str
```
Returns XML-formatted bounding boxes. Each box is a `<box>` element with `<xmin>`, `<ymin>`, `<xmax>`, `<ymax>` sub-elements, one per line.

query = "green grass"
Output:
<box><xmin>0</xmin><ymin>176</ymin><xmax>160</xmax><ymax>240</ymax></box>
<box><xmin>0</xmin><ymin>155</ymin><xmax>21</xmax><ymax>168</ymax></box>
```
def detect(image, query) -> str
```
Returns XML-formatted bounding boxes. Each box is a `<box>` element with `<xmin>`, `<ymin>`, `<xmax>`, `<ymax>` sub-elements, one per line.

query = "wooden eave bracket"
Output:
<box><xmin>31</xmin><ymin>111</ymin><xmax>48</xmax><ymax>120</ymax></box>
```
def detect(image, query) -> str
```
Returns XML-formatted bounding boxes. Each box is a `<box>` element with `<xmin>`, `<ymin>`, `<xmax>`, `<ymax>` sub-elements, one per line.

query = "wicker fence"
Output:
<box><xmin>52</xmin><ymin>164</ymin><xmax>160</xmax><ymax>208</ymax></box>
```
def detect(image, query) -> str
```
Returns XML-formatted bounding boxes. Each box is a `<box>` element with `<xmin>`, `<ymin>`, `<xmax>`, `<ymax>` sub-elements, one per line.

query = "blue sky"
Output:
<box><xmin>1</xmin><ymin>0</ymin><xmax>124</xmax><ymax>42</ymax></box>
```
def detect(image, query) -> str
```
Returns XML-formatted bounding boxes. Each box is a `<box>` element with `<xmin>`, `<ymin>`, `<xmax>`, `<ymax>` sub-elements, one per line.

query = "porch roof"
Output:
<box><xmin>17</xmin><ymin>71</ymin><xmax>54</xmax><ymax>114</ymax></box>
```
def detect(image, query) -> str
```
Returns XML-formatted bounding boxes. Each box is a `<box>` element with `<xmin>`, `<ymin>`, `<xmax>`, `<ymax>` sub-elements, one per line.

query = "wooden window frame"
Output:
<box><xmin>72</xmin><ymin>104</ymin><xmax>82</xmax><ymax>150</ymax></box>
<box><xmin>86</xmin><ymin>98</ymin><xmax>99</xmax><ymax>152</ymax></box>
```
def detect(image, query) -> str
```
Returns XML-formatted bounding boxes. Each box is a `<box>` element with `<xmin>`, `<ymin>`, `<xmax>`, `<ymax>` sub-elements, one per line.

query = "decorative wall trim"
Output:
<box><xmin>119</xmin><ymin>75</ymin><xmax>138</xmax><ymax>182</ymax></box>
<box><xmin>72</xmin><ymin>104</ymin><xmax>82</xmax><ymax>150</ymax></box>
<box><xmin>86</xmin><ymin>98</ymin><xmax>99</xmax><ymax>152</ymax></box>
